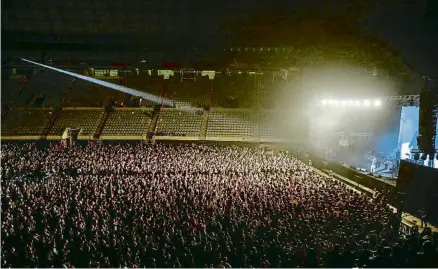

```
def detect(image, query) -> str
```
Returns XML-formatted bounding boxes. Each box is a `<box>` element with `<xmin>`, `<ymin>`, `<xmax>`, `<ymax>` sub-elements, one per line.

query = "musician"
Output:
<box><xmin>370</xmin><ymin>157</ymin><xmax>377</xmax><ymax>173</ymax></box>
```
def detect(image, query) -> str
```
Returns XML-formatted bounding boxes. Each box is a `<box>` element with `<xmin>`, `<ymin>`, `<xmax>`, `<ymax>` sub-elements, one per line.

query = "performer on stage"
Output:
<box><xmin>370</xmin><ymin>156</ymin><xmax>377</xmax><ymax>173</ymax></box>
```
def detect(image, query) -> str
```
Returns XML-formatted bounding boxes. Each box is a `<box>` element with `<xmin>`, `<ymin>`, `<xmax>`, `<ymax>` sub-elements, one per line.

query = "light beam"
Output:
<box><xmin>21</xmin><ymin>58</ymin><xmax>178</xmax><ymax>107</ymax></box>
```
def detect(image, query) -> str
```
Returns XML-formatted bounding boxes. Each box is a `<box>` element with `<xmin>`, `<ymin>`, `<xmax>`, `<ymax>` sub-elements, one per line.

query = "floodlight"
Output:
<box><xmin>364</xmin><ymin>100</ymin><xmax>371</xmax><ymax>107</ymax></box>
<box><xmin>374</xmin><ymin>100</ymin><xmax>382</xmax><ymax>107</ymax></box>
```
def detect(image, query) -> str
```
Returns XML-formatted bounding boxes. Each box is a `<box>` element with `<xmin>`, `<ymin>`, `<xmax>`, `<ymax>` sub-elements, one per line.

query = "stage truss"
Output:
<box><xmin>385</xmin><ymin>95</ymin><xmax>420</xmax><ymax>107</ymax></box>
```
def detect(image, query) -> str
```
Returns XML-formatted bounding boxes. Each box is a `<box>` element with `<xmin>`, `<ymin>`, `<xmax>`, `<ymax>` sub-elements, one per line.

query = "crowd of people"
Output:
<box><xmin>1</xmin><ymin>142</ymin><xmax>437</xmax><ymax>268</ymax></box>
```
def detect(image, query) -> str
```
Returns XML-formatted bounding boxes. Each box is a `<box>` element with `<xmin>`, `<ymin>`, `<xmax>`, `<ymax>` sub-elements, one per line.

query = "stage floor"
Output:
<box><xmin>356</xmin><ymin>170</ymin><xmax>397</xmax><ymax>186</ymax></box>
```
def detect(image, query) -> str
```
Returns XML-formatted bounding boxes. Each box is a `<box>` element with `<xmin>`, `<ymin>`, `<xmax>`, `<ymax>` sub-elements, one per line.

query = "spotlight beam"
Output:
<box><xmin>21</xmin><ymin>58</ymin><xmax>177</xmax><ymax>107</ymax></box>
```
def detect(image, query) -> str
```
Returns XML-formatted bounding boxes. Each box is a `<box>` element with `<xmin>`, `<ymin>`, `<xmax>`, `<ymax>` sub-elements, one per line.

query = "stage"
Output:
<box><xmin>310</xmin><ymin>99</ymin><xmax>438</xmax><ymax>174</ymax></box>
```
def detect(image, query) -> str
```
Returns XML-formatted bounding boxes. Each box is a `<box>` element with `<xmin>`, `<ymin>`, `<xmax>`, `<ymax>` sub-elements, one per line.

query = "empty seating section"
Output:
<box><xmin>167</xmin><ymin>78</ymin><xmax>209</xmax><ymax>107</ymax></box>
<box><xmin>102</xmin><ymin>109</ymin><xmax>152</xmax><ymax>136</ymax></box>
<box><xmin>27</xmin><ymin>72</ymin><xmax>72</xmax><ymax>107</ymax></box>
<box><xmin>257</xmin><ymin>110</ymin><xmax>284</xmax><ymax>139</ymax></box>
<box><xmin>1</xmin><ymin>78</ymin><xmax>23</xmax><ymax>105</ymax></box>
<box><xmin>207</xmin><ymin>109</ymin><xmax>254</xmax><ymax>137</ymax></box>
<box><xmin>156</xmin><ymin>109</ymin><xmax>203</xmax><ymax>137</ymax></box>
<box><xmin>66</xmin><ymin>82</ymin><xmax>123</xmax><ymax>107</ymax></box>
<box><xmin>211</xmin><ymin>77</ymin><xmax>256</xmax><ymax>108</ymax></box>
<box><xmin>49</xmin><ymin>108</ymin><xmax>104</xmax><ymax>136</ymax></box>
<box><xmin>1</xmin><ymin>109</ymin><xmax>52</xmax><ymax>136</ymax></box>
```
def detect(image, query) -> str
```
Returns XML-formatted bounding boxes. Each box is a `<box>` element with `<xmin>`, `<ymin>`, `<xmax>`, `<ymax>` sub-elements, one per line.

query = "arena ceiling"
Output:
<box><xmin>2</xmin><ymin>0</ymin><xmax>416</xmax><ymax>89</ymax></box>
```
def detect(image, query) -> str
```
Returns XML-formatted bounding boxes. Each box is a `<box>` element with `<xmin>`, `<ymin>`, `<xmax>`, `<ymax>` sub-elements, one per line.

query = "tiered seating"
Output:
<box><xmin>66</xmin><ymin>81</ymin><xmax>124</xmax><ymax>107</ymax></box>
<box><xmin>49</xmin><ymin>108</ymin><xmax>104</xmax><ymax>136</ymax></box>
<box><xmin>207</xmin><ymin>109</ymin><xmax>254</xmax><ymax>138</ymax></box>
<box><xmin>211</xmin><ymin>77</ymin><xmax>257</xmax><ymax>108</ymax></box>
<box><xmin>257</xmin><ymin>110</ymin><xmax>286</xmax><ymax>140</ymax></box>
<box><xmin>1</xmin><ymin>109</ymin><xmax>52</xmax><ymax>136</ymax></box>
<box><xmin>1</xmin><ymin>78</ymin><xmax>24</xmax><ymax>105</ymax></box>
<box><xmin>102</xmin><ymin>108</ymin><xmax>152</xmax><ymax>136</ymax></box>
<box><xmin>156</xmin><ymin>108</ymin><xmax>203</xmax><ymax>137</ymax></box>
<box><xmin>167</xmin><ymin>78</ymin><xmax>209</xmax><ymax>107</ymax></box>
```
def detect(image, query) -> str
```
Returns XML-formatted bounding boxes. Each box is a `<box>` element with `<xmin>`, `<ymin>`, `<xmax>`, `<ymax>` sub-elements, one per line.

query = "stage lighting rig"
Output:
<box><xmin>373</xmin><ymin>100</ymin><xmax>382</xmax><ymax>107</ymax></box>
<box><xmin>364</xmin><ymin>100</ymin><xmax>371</xmax><ymax>107</ymax></box>
<box><xmin>319</xmin><ymin>98</ymin><xmax>382</xmax><ymax>108</ymax></box>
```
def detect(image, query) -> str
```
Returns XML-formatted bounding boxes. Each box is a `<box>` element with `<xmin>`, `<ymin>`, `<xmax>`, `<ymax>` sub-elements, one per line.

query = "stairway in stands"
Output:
<box><xmin>94</xmin><ymin>97</ymin><xmax>115</xmax><ymax>139</ymax></box>
<box><xmin>41</xmin><ymin>79</ymin><xmax>76</xmax><ymax>138</ymax></box>
<box><xmin>200</xmin><ymin>107</ymin><xmax>210</xmax><ymax>139</ymax></box>
<box><xmin>1</xmin><ymin>76</ymin><xmax>29</xmax><ymax>120</ymax></box>
<box><xmin>147</xmin><ymin>104</ymin><xmax>162</xmax><ymax>141</ymax></box>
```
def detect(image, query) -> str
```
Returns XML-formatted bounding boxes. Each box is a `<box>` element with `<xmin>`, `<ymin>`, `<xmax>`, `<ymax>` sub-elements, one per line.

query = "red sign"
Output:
<box><xmin>111</xmin><ymin>62</ymin><xmax>128</xmax><ymax>67</ymax></box>
<box><xmin>163</xmin><ymin>62</ymin><xmax>180</xmax><ymax>68</ymax></box>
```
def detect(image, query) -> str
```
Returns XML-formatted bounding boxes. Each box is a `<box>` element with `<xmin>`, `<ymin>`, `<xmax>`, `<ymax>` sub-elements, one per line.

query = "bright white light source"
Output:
<box><xmin>328</xmin><ymin>99</ymin><xmax>334</xmax><ymax>105</ymax></box>
<box><xmin>334</xmin><ymin>100</ymin><xmax>339</xmax><ymax>106</ymax></box>
<box><xmin>374</xmin><ymin>100</ymin><xmax>382</xmax><ymax>107</ymax></box>
<box><xmin>321</xmin><ymin>99</ymin><xmax>327</xmax><ymax>105</ymax></box>
<box><xmin>347</xmin><ymin>100</ymin><xmax>354</xmax><ymax>106</ymax></box>
<box><xmin>354</xmin><ymin>100</ymin><xmax>361</xmax><ymax>106</ymax></box>
<box><xmin>364</xmin><ymin>100</ymin><xmax>371</xmax><ymax>107</ymax></box>
<box><xmin>341</xmin><ymin>100</ymin><xmax>347</xmax><ymax>107</ymax></box>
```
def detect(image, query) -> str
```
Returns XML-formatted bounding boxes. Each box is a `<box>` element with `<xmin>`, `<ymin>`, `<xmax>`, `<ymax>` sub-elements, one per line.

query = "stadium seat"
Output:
<box><xmin>102</xmin><ymin>108</ymin><xmax>153</xmax><ymax>136</ymax></box>
<box><xmin>156</xmin><ymin>108</ymin><xmax>203</xmax><ymax>137</ymax></box>
<box><xmin>1</xmin><ymin>109</ymin><xmax>53</xmax><ymax>136</ymax></box>
<box><xmin>49</xmin><ymin>108</ymin><xmax>104</xmax><ymax>136</ymax></box>
<box><xmin>207</xmin><ymin>109</ymin><xmax>254</xmax><ymax>138</ymax></box>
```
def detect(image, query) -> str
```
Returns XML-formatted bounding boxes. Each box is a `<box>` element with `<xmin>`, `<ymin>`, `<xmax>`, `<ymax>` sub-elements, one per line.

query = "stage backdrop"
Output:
<box><xmin>399</xmin><ymin>106</ymin><xmax>438</xmax><ymax>168</ymax></box>
<box><xmin>397</xmin><ymin>160</ymin><xmax>438</xmax><ymax>226</ymax></box>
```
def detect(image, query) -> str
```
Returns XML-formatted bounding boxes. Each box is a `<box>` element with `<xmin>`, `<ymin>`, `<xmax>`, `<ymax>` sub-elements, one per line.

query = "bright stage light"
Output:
<box><xmin>364</xmin><ymin>100</ymin><xmax>371</xmax><ymax>107</ymax></box>
<box><xmin>320</xmin><ymin>98</ymin><xmax>381</xmax><ymax>108</ymax></box>
<box><xmin>374</xmin><ymin>100</ymin><xmax>382</xmax><ymax>107</ymax></box>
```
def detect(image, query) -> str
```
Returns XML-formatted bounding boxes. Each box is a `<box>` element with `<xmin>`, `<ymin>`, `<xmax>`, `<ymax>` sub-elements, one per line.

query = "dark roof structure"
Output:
<box><xmin>2</xmin><ymin>0</ymin><xmax>417</xmax><ymax>92</ymax></box>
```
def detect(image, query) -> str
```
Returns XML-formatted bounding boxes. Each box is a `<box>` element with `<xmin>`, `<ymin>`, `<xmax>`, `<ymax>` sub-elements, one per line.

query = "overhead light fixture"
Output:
<box><xmin>355</xmin><ymin>100</ymin><xmax>361</xmax><ymax>106</ymax></box>
<box><xmin>321</xmin><ymin>99</ymin><xmax>327</xmax><ymax>105</ymax></box>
